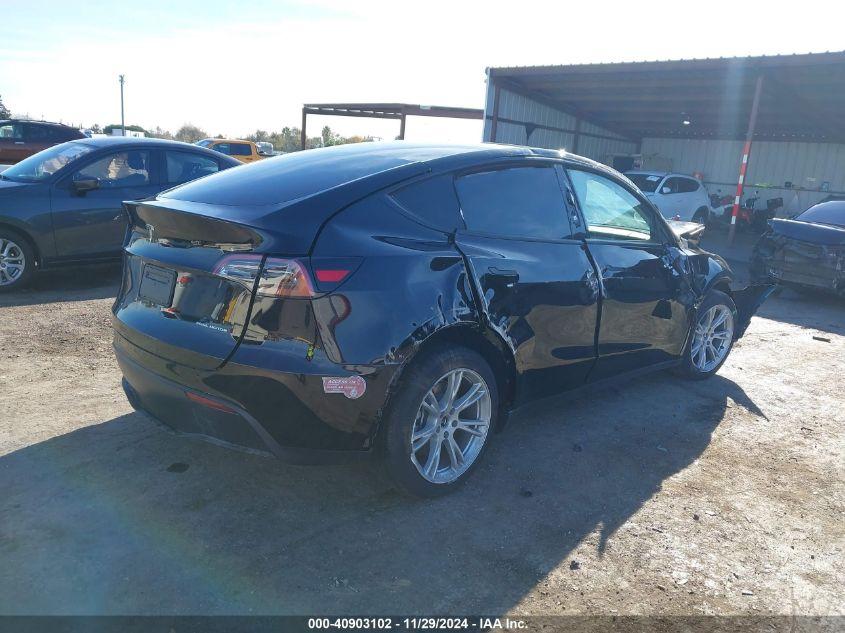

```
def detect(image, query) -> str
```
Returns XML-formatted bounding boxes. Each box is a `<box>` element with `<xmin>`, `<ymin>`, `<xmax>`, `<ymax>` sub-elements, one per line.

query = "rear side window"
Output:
<box><xmin>25</xmin><ymin>125</ymin><xmax>53</xmax><ymax>140</ymax></box>
<box><xmin>165</xmin><ymin>151</ymin><xmax>220</xmax><ymax>185</ymax></box>
<box><xmin>0</xmin><ymin>123</ymin><xmax>23</xmax><ymax>139</ymax></box>
<box><xmin>213</xmin><ymin>143</ymin><xmax>231</xmax><ymax>155</ymax></box>
<box><xmin>230</xmin><ymin>143</ymin><xmax>252</xmax><ymax>156</ymax></box>
<box><xmin>390</xmin><ymin>174</ymin><xmax>462</xmax><ymax>231</ymax></box>
<box><xmin>662</xmin><ymin>177</ymin><xmax>682</xmax><ymax>194</ymax></box>
<box><xmin>679</xmin><ymin>177</ymin><xmax>700</xmax><ymax>193</ymax></box>
<box><xmin>454</xmin><ymin>166</ymin><xmax>571</xmax><ymax>239</ymax></box>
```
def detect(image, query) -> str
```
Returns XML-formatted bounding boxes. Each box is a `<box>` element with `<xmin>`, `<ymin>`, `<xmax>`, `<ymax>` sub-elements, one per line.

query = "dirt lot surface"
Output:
<box><xmin>0</xmin><ymin>258</ymin><xmax>843</xmax><ymax>620</ymax></box>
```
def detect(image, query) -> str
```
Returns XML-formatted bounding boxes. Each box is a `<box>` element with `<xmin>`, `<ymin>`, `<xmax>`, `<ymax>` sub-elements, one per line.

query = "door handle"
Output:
<box><xmin>487</xmin><ymin>267</ymin><xmax>519</xmax><ymax>287</ymax></box>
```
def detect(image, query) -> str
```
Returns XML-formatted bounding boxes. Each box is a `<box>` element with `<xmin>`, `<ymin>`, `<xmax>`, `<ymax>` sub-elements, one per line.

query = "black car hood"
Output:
<box><xmin>769</xmin><ymin>218</ymin><xmax>845</xmax><ymax>245</ymax></box>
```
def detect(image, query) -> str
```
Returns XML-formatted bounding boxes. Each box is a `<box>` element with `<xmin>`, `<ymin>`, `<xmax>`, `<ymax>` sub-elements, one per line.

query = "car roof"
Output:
<box><xmin>63</xmin><ymin>136</ymin><xmax>239</xmax><ymax>162</ymax></box>
<box><xmin>201</xmin><ymin>138</ymin><xmax>254</xmax><ymax>144</ymax></box>
<box><xmin>161</xmin><ymin>141</ymin><xmax>587</xmax><ymax>208</ymax></box>
<box><xmin>71</xmin><ymin>136</ymin><xmax>194</xmax><ymax>148</ymax></box>
<box><xmin>0</xmin><ymin>119</ymin><xmax>78</xmax><ymax>129</ymax></box>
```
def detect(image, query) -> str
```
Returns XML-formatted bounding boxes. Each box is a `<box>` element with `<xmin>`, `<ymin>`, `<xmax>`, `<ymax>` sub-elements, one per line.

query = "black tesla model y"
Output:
<box><xmin>113</xmin><ymin>142</ymin><xmax>773</xmax><ymax>496</ymax></box>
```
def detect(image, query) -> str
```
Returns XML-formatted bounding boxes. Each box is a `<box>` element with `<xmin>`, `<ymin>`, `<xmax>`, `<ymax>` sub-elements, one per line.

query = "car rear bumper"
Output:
<box><xmin>114</xmin><ymin>330</ymin><xmax>395</xmax><ymax>463</ymax></box>
<box><xmin>752</xmin><ymin>256</ymin><xmax>844</xmax><ymax>295</ymax></box>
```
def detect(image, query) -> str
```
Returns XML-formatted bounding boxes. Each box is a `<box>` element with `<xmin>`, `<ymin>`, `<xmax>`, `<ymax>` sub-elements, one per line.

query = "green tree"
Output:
<box><xmin>246</xmin><ymin>129</ymin><xmax>270</xmax><ymax>143</ymax></box>
<box><xmin>104</xmin><ymin>123</ymin><xmax>148</xmax><ymax>135</ymax></box>
<box><xmin>149</xmin><ymin>126</ymin><xmax>173</xmax><ymax>140</ymax></box>
<box><xmin>0</xmin><ymin>95</ymin><xmax>9</xmax><ymax>119</ymax></box>
<box><xmin>174</xmin><ymin>123</ymin><xmax>207</xmax><ymax>143</ymax></box>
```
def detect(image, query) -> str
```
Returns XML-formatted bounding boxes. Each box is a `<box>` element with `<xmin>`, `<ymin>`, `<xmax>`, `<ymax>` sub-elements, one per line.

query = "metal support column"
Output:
<box><xmin>300</xmin><ymin>108</ymin><xmax>307</xmax><ymax>150</ymax></box>
<box><xmin>489</xmin><ymin>83</ymin><xmax>501</xmax><ymax>143</ymax></box>
<box><xmin>728</xmin><ymin>74</ymin><xmax>764</xmax><ymax>244</ymax></box>
<box><xmin>398</xmin><ymin>114</ymin><xmax>406</xmax><ymax>140</ymax></box>
<box><xmin>571</xmin><ymin>117</ymin><xmax>581</xmax><ymax>154</ymax></box>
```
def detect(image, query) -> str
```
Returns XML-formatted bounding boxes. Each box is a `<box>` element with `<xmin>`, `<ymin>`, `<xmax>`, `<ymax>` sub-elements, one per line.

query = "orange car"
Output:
<box><xmin>195</xmin><ymin>138</ymin><xmax>265</xmax><ymax>163</ymax></box>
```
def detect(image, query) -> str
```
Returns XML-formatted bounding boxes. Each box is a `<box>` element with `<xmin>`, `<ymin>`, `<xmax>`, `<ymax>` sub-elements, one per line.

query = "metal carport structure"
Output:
<box><xmin>484</xmin><ymin>51</ymin><xmax>845</xmax><ymax>241</ymax></box>
<box><xmin>300</xmin><ymin>103</ymin><xmax>483</xmax><ymax>149</ymax></box>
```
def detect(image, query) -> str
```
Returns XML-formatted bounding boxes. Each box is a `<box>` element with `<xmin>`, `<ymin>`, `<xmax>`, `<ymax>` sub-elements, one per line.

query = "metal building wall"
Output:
<box><xmin>641</xmin><ymin>137</ymin><xmax>845</xmax><ymax>214</ymax></box>
<box><xmin>482</xmin><ymin>85</ymin><xmax>637</xmax><ymax>161</ymax></box>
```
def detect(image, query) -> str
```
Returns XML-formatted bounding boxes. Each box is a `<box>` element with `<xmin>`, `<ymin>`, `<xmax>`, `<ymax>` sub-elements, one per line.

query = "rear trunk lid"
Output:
<box><xmin>113</xmin><ymin>199</ymin><xmax>308</xmax><ymax>370</ymax></box>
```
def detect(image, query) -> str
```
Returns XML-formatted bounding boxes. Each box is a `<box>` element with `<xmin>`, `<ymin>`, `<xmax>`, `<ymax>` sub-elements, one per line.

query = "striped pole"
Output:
<box><xmin>728</xmin><ymin>74</ymin><xmax>764</xmax><ymax>245</ymax></box>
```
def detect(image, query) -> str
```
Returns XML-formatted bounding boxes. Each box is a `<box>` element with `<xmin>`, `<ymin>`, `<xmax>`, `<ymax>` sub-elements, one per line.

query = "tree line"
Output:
<box><xmin>108</xmin><ymin>122</ymin><xmax>374</xmax><ymax>152</ymax></box>
<box><xmin>0</xmin><ymin>95</ymin><xmax>374</xmax><ymax>152</ymax></box>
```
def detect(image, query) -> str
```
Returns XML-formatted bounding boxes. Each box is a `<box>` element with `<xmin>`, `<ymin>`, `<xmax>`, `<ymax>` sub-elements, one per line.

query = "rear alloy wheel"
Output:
<box><xmin>410</xmin><ymin>368</ymin><xmax>492</xmax><ymax>485</ymax></box>
<box><xmin>0</xmin><ymin>232</ymin><xmax>34</xmax><ymax>291</ymax></box>
<box><xmin>383</xmin><ymin>347</ymin><xmax>498</xmax><ymax>497</ymax></box>
<box><xmin>678</xmin><ymin>290</ymin><xmax>736</xmax><ymax>379</ymax></box>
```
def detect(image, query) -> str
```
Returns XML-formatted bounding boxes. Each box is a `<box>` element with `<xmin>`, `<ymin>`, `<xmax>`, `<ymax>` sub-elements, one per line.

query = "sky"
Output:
<box><xmin>2</xmin><ymin>0</ymin><xmax>844</xmax><ymax>143</ymax></box>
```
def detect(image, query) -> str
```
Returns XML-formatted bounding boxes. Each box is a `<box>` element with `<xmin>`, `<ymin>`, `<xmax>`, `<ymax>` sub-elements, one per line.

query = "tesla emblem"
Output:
<box><xmin>145</xmin><ymin>223</ymin><xmax>155</xmax><ymax>243</ymax></box>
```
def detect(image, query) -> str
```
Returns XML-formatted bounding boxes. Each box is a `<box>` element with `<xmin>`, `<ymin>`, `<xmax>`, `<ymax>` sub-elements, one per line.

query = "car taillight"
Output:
<box><xmin>214</xmin><ymin>255</ymin><xmax>315</xmax><ymax>298</ymax></box>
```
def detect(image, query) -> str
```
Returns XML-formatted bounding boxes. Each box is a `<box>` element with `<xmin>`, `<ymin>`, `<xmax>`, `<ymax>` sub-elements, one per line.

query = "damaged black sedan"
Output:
<box><xmin>112</xmin><ymin>143</ymin><xmax>772</xmax><ymax>497</ymax></box>
<box><xmin>752</xmin><ymin>200</ymin><xmax>845</xmax><ymax>296</ymax></box>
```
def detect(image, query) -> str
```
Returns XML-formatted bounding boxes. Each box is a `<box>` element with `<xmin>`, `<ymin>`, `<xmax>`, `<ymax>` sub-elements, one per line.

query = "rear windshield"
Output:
<box><xmin>162</xmin><ymin>143</ymin><xmax>421</xmax><ymax>207</ymax></box>
<box><xmin>795</xmin><ymin>201</ymin><xmax>845</xmax><ymax>228</ymax></box>
<box><xmin>626</xmin><ymin>173</ymin><xmax>664</xmax><ymax>193</ymax></box>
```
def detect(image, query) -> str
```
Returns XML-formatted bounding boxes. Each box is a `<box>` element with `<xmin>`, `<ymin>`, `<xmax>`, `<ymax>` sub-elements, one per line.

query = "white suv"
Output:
<box><xmin>625</xmin><ymin>171</ymin><xmax>712</xmax><ymax>223</ymax></box>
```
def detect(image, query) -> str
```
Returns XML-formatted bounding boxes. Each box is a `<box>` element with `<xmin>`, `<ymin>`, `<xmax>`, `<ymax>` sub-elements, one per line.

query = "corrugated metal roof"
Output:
<box><xmin>487</xmin><ymin>51</ymin><xmax>845</xmax><ymax>142</ymax></box>
<box><xmin>487</xmin><ymin>51</ymin><xmax>845</xmax><ymax>74</ymax></box>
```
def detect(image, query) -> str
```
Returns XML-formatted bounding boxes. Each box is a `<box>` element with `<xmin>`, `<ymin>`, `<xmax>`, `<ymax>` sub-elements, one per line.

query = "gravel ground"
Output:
<box><xmin>0</xmin><ymin>260</ymin><xmax>842</xmax><ymax>620</ymax></box>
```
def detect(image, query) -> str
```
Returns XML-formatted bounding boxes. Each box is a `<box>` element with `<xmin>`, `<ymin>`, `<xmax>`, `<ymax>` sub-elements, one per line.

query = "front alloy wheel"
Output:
<box><xmin>677</xmin><ymin>289</ymin><xmax>737</xmax><ymax>379</ymax></box>
<box><xmin>410</xmin><ymin>368</ymin><xmax>492</xmax><ymax>485</ymax></box>
<box><xmin>0</xmin><ymin>237</ymin><xmax>28</xmax><ymax>288</ymax></box>
<box><xmin>690</xmin><ymin>305</ymin><xmax>734</xmax><ymax>373</ymax></box>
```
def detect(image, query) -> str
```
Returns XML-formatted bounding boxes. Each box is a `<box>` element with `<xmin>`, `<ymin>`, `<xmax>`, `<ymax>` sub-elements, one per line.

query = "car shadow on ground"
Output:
<box><xmin>0</xmin><ymin>373</ymin><xmax>757</xmax><ymax>615</ymax></box>
<box><xmin>756</xmin><ymin>287</ymin><xmax>844</xmax><ymax>336</ymax></box>
<box><xmin>0</xmin><ymin>264</ymin><xmax>120</xmax><ymax>308</ymax></box>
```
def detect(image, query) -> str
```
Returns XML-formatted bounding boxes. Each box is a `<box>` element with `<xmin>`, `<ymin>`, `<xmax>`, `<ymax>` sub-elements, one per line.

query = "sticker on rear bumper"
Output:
<box><xmin>322</xmin><ymin>376</ymin><xmax>366</xmax><ymax>399</ymax></box>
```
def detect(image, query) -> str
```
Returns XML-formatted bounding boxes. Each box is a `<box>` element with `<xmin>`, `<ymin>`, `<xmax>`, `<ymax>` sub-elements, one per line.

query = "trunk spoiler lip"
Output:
<box><xmin>768</xmin><ymin>218</ymin><xmax>845</xmax><ymax>246</ymax></box>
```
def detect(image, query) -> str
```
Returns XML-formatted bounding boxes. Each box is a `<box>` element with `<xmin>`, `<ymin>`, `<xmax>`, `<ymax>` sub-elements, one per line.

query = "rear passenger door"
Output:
<box><xmin>565</xmin><ymin>167</ymin><xmax>689</xmax><ymax>380</ymax></box>
<box><xmin>23</xmin><ymin>123</ymin><xmax>56</xmax><ymax>156</ymax></box>
<box><xmin>679</xmin><ymin>177</ymin><xmax>704</xmax><ymax>220</ymax></box>
<box><xmin>452</xmin><ymin>162</ymin><xmax>600</xmax><ymax>403</ymax></box>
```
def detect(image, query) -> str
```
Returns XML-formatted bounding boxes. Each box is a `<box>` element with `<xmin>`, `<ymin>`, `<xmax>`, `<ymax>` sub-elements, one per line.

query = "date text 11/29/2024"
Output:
<box><xmin>307</xmin><ymin>617</ymin><xmax>527</xmax><ymax>630</ymax></box>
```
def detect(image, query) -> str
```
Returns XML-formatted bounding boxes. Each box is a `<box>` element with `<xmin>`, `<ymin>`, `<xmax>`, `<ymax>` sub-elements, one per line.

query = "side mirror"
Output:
<box><xmin>661</xmin><ymin>186</ymin><xmax>672</xmax><ymax>194</ymax></box>
<box><xmin>72</xmin><ymin>177</ymin><xmax>100</xmax><ymax>194</ymax></box>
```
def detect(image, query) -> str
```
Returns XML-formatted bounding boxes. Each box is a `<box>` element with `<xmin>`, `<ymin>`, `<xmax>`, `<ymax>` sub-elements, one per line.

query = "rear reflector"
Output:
<box><xmin>185</xmin><ymin>390</ymin><xmax>237</xmax><ymax>414</ymax></box>
<box><xmin>315</xmin><ymin>269</ymin><xmax>350</xmax><ymax>283</ymax></box>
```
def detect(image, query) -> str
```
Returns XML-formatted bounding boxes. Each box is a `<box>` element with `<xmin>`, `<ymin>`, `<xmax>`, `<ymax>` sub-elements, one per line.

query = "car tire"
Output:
<box><xmin>0</xmin><ymin>229</ymin><xmax>35</xmax><ymax>292</ymax></box>
<box><xmin>677</xmin><ymin>290</ymin><xmax>737</xmax><ymax>380</ymax></box>
<box><xmin>692</xmin><ymin>207</ymin><xmax>709</xmax><ymax>225</ymax></box>
<box><xmin>382</xmin><ymin>346</ymin><xmax>498</xmax><ymax>498</ymax></box>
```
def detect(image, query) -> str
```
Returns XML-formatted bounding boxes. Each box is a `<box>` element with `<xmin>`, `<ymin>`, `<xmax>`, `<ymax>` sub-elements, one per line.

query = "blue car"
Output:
<box><xmin>0</xmin><ymin>137</ymin><xmax>240</xmax><ymax>290</ymax></box>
